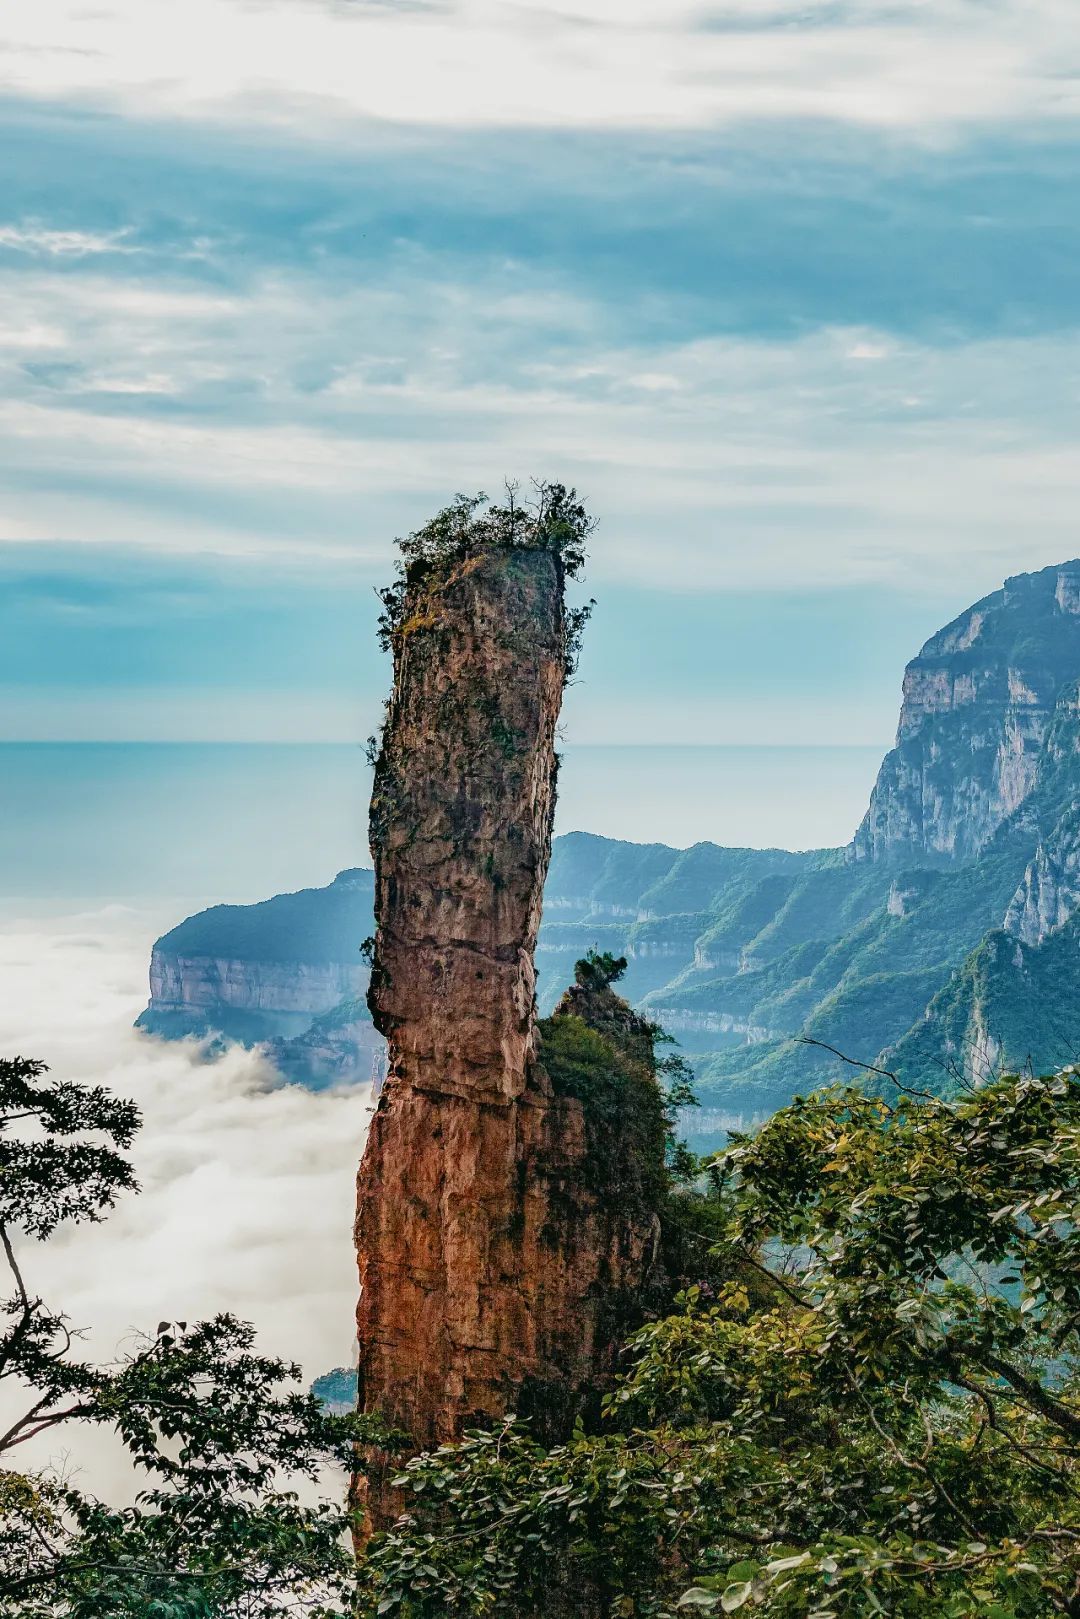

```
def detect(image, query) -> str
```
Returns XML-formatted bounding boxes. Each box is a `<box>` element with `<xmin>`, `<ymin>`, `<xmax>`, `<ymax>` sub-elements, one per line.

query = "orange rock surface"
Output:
<box><xmin>354</xmin><ymin>536</ymin><xmax>662</xmax><ymax>1527</ymax></box>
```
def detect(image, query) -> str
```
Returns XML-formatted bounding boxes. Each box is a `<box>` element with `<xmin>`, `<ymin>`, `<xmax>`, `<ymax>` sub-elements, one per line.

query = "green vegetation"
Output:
<box><xmin>539</xmin><ymin>951</ymin><xmax>678</xmax><ymax>1209</ymax></box>
<box><xmin>645</xmin><ymin>835</ymin><xmax>1040</xmax><ymax>1118</ymax></box>
<box><xmin>376</xmin><ymin>482</ymin><xmax>595</xmax><ymax>660</ymax></box>
<box><xmin>887</xmin><ymin>917</ymin><xmax>1080</xmax><ymax>1092</ymax></box>
<box><xmin>312</xmin><ymin>1367</ymin><xmax>359</xmax><ymax>1413</ymax></box>
<box><xmin>139</xmin><ymin>808</ymin><xmax>1080</xmax><ymax>1135</ymax></box>
<box><xmin>138</xmin><ymin>564</ymin><xmax>1080</xmax><ymax>1127</ymax></box>
<box><xmin>13</xmin><ymin>1022</ymin><xmax>1080</xmax><ymax>1616</ymax></box>
<box><xmin>359</xmin><ymin>1067</ymin><xmax>1080</xmax><ymax>1618</ymax></box>
<box><xmin>143</xmin><ymin>868</ymin><xmax>375</xmax><ymax>967</ymax></box>
<box><xmin>140</xmin><ymin>817</ymin><xmax>1079</xmax><ymax>1129</ymax></box>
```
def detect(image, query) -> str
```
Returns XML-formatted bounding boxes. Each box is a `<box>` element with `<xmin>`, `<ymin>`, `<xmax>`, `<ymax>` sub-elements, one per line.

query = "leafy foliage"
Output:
<box><xmin>0</xmin><ymin>1056</ymin><xmax>139</xmax><ymax>1237</ymax></box>
<box><xmin>376</xmin><ymin>481</ymin><xmax>594</xmax><ymax>658</ymax></box>
<box><xmin>574</xmin><ymin>950</ymin><xmax>630</xmax><ymax>991</ymax></box>
<box><xmin>358</xmin><ymin>1069</ymin><xmax>1080</xmax><ymax>1618</ymax></box>
<box><xmin>539</xmin><ymin>952</ymin><xmax>698</xmax><ymax>1213</ymax></box>
<box><xmin>15</xmin><ymin>1030</ymin><xmax>1080</xmax><ymax>1617</ymax></box>
<box><xmin>0</xmin><ymin>1055</ymin><xmax>369</xmax><ymax>1617</ymax></box>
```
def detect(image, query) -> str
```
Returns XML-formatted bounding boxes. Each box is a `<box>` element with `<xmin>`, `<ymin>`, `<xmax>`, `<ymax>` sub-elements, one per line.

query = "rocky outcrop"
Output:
<box><xmin>1002</xmin><ymin>686</ymin><xmax>1080</xmax><ymax>947</ymax></box>
<box><xmin>626</xmin><ymin>912</ymin><xmax>711</xmax><ymax>961</ymax></box>
<box><xmin>144</xmin><ymin>954</ymin><xmax>365</xmax><ymax>1027</ymax></box>
<box><xmin>137</xmin><ymin>847</ymin><xmax>731</xmax><ymax>1039</ymax></box>
<box><xmin>354</xmin><ymin>496</ymin><xmax>665</xmax><ymax>1529</ymax></box>
<box><xmin>854</xmin><ymin>561</ymin><xmax>1080</xmax><ymax>864</ymax></box>
<box><xmin>647</xmin><ymin>1006</ymin><xmax>777</xmax><ymax>1044</ymax></box>
<box><xmin>268</xmin><ymin>997</ymin><xmax>386</xmax><ymax>1090</ymax></box>
<box><xmin>1003</xmin><ymin>824</ymin><xmax>1080</xmax><ymax>947</ymax></box>
<box><xmin>136</xmin><ymin>868</ymin><xmax>374</xmax><ymax>1041</ymax></box>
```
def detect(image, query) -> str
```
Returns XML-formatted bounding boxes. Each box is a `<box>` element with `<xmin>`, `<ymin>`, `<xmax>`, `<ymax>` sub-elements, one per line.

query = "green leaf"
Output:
<box><xmin>727</xmin><ymin>1561</ymin><xmax>759</xmax><ymax>1582</ymax></box>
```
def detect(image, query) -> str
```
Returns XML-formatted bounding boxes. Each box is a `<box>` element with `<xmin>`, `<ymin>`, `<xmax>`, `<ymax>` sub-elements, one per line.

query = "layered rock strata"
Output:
<box><xmin>145</xmin><ymin>953</ymin><xmax>364</xmax><ymax>1025</ymax></box>
<box><xmin>136</xmin><ymin>868</ymin><xmax>374</xmax><ymax>1043</ymax></box>
<box><xmin>854</xmin><ymin>561</ymin><xmax>1080</xmax><ymax>864</ymax></box>
<box><xmin>354</xmin><ymin>524</ymin><xmax>662</xmax><ymax>1528</ymax></box>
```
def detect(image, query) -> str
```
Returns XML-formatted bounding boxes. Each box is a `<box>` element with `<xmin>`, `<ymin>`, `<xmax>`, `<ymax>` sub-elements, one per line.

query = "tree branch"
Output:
<box><xmin>796</xmin><ymin>1037</ymin><xmax>942</xmax><ymax>1102</ymax></box>
<box><xmin>0</xmin><ymin>1221</ymin><xmax>29</xmax><ymax>1312</ymax></box>
<box><xmin>968</xmin><ymin>1347</ymin><xmax>1080</xmax><ymax>1441</ymax></box>
<box><xmin>0</xmin><ymin>1398</ymin><xmax>91</xmax><ymax>1453</ymax></box>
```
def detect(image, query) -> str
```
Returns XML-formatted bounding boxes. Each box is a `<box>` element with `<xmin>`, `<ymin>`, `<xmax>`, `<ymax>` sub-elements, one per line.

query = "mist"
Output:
<box><xmin>0</xmin><ymin>906</ymin><xmax>370</xmax><ymax>1494</ymax></box>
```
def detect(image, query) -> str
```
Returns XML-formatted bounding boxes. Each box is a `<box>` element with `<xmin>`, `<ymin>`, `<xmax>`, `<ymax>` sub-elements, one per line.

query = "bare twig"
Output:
<box><xmin>796</xmin><ymin>1037</ymin><xmax>942</xmax><ymax>1102</ymax></box>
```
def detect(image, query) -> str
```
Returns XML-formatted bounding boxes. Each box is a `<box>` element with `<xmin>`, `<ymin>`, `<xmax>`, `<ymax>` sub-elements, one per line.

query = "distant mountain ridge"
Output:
<box><xmin>138</xmin><ymin>559</ymin><xmax>1080</xmax><ymax>1136</ymax></box>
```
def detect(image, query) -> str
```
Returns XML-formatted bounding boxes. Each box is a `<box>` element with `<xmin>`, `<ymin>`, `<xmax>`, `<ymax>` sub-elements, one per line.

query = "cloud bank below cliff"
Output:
<box><xmin>0</xmin><ymin>907</ymin><xmax>369</xmax><ymax>1495</ymax></box>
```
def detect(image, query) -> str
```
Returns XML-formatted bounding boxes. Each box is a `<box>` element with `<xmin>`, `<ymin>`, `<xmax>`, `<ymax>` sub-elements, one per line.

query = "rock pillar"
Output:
<box><xmin>354</xmin><ymin>514</ymin><xmax>661</xmax><ymax>1530</ymax></box>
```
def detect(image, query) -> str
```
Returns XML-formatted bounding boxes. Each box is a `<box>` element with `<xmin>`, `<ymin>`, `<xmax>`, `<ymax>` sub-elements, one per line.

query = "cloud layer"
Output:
<box><xmin>4</xmin><ymin>0</ymin><xmax>1079</xmax><ymax>136</ymax></box>
<box><xmin>2</xmin><ymin>2</ymin><xmax>1080</xmax><ymax>740</ymax></box>
<box><xmin>0</xmin><ymin>908</ymin><xmax>369</xmax><ymax>1496</ymax></box>
<box><xmin>4</xmin><ymin>95</ymin><xmax>1080</xmax><ymax>597</ymax></box>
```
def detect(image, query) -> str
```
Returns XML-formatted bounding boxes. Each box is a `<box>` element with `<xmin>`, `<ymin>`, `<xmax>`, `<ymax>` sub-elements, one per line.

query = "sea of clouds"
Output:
<box><xmin>0</xmin><ymin>905</ymin><xmax>370</xmax><ymax>1496</ymax></box>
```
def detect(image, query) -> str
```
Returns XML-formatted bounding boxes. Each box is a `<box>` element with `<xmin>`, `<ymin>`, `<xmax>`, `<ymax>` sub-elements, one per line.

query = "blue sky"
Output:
<box><xmin>2</xmin><ymin>1</ymin><xmax>1080</xmax><ymax>743</ymax></box>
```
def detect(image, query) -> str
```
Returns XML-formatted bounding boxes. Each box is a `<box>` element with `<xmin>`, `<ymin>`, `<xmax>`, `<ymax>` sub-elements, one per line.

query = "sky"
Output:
<box><xmin>3</xmin><ymin>2</ymin><xmax>1080</xmax><ymax>743</ymax></box>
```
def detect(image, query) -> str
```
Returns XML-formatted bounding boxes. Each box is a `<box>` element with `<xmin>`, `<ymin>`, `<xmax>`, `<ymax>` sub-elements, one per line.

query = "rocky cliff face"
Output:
<box><xmin>267</xmin><ymin>998</ymin><xmax>386</xmax><ymax>1090</ymax></box>
<box><xmin>136</xmin><ymin>867</ymin><xmax>374</xmax><ymax>1044</ymax></box>
<box><xmin>853</xmin><ymin>561</ymin><xmax>1080</xmax><ymax>864</ymax></box>
<box><xmin>146</xmin><ymin>952</ymin><xmax>365</xmax><ymax>1023</ymax></box>
<box><xmin>1000</xmin><ymin>681</ymin><xmax>1080</xmax><ymax>949</ymax></box>
<box><xmin>1003</xmin><ymin>824</ymin><xmax>1080</xmax><ymax>947</ymax></box>
<box><xmin>354</xmin><ymin>499</ymin><xmax>665</xmax><ymax>1528</ymax></box>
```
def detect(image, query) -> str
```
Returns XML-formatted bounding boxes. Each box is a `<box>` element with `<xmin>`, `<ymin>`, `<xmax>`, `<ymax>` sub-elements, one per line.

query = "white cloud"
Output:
<box><xmin>0</xmin><ymin>223</ymin><xmax>138</xmax><ymax>257</ymax></box>
<box><xmin>0</xmin><ymin>321</ymin><xmax>65</xmax><ymax>350</ymax></box>
<box><xmin>0</xmin><ymin>0</ymin><xmax>1078</xmax><ymax>136</ymax></box>
<box><xmin>3</xmin><ymin>251</ymin><xmax>1080</xmax><ymax>595</ymax></box>
<box><xmin>846</xmin><ymin>341</ymin><xmax>889</xmax><ymax>361</ymax></box>
<box><xmin>0</xmin><ymin>908</ymin><xmax>369</xmax><ymax>1497</ymax></box>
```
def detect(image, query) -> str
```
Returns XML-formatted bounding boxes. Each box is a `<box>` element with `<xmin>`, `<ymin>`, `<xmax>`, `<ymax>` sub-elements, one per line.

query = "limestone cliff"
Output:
<box><xmin>267</xmin><ymin>997</ymin><xmax>386</xmax><ymax>1090</ymax></box>
<box><xmin>136</xmin><ymin>868</ymin><xmax>374</xmax><ymax>1045</ymax></box>
<box><xmin>1003</xmin><ymin>828</ymin><xmax>1080</xmax><ymax>947</ymax></box>
<box><xmin>854</xmin><ymin>561</ymin><xmax>1080</xmax><ymax>864</ymax></box>
<box><xmin>353</xmin><ymin>492</ymin><xmax>665</xmax><ymax>1527</ymax></box>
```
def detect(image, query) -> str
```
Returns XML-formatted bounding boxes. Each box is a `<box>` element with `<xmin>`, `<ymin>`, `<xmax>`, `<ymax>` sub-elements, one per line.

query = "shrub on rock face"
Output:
<box><xmin>359</xmin><ymin>1067</ymin><xmax>1080</xmax><ymax>1619</ymax></box>
<box><xmin>572</xmin><ymin>950</ymin><xmax>629</xmax><ymax>991</ymax></box>
<box><xmin>376</xmin><ymin>482</ymin><xmax>594</xmax><ymax>672</ymax></box>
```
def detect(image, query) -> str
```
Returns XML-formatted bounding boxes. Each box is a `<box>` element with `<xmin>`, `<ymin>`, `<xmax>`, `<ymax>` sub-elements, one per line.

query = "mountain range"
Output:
<box><xmin>138</xmin><ymin>559</ymin><xmax>1080</xmax><ymax>1142</ymax></box>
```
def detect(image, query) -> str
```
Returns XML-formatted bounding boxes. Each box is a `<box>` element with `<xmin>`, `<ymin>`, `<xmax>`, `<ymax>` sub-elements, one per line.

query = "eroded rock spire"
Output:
<box><xmin>353</xmin><ymin>488</ymin><xmax>662</xmax><ymax>1528</ymax></box>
